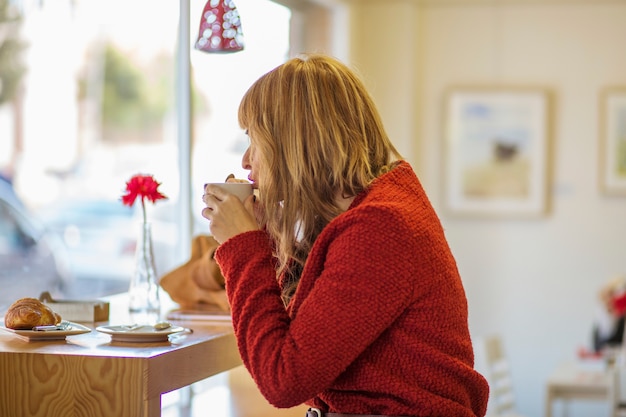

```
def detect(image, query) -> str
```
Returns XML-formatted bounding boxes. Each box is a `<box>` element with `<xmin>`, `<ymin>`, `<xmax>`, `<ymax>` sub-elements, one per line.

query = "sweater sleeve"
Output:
<box><xmin>215</xmin><ymin>207</ymin><xmax>419</xmax><ymax>408</ymax></box>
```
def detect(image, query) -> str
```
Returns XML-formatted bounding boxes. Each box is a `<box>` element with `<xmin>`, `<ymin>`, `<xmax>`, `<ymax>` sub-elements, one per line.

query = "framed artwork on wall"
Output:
<box><xmin>443</xmin><ymin>87</ymin><xmax>550</xmax><ymax>218</ymax></box>
<box><xmin>600</xmin><ymin>87</ymin><xmax>626</xmax><ymax>196</ymax></box>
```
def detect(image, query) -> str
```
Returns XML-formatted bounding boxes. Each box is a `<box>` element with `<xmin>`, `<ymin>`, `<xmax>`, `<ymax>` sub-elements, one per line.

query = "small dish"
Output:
<box><xmin>0</xmin><ymin>322</ymin><xmax>91</xmax><ymax>341</ymax></box>
<box><xmin>96</xmin><ymin>324</ymin><xmax>186</xmax><ymax>342</ymax></box>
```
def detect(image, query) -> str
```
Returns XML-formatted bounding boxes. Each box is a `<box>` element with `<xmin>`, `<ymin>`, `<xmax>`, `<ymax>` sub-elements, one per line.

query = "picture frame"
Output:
<box><xmin>443</xmin><ymin>87</ymin><xmax>550</xmax><ymax>217</ymax></box>
<box><xmin>600</xmin><ymin>87</ymin><xmax>626</xmax><ymax>196</ymax></box>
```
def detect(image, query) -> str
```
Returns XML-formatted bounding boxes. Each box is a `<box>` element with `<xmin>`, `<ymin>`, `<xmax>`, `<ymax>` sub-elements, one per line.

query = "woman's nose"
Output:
<box><xmin>241</xmin><ymin>147</ymin><xmax>251</xmax><ymax>170</ymax></box>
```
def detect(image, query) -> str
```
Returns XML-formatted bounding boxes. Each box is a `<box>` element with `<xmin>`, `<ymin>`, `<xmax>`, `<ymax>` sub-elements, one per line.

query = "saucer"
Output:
<box><xmin>0</xmin><ymin>322</ymin><xmax>91</xmax><ymax>341</ymax></box>
<box><xmin>96</xmin><ymin>324</ymin><xmax>186</xmax><ymax>342</ymax></box>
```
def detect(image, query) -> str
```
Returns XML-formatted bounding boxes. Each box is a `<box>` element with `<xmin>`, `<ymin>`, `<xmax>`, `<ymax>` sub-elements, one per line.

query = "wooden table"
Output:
<box><xmin>544</xmin><ymin>360</ymin><xmax>612</xmax><ymax>417</ymax></box>
<box><xmin>0</xmin><ymin>295</ymin><xmax>242</xmax><ymax>417</ymax></box>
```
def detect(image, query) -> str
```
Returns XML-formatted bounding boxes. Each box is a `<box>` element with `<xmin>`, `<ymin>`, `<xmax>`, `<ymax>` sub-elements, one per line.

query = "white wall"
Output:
<box><xmin>342</xmin><ymin>0</ymin><xmax>626</xmax><ymax>416</ymax></box>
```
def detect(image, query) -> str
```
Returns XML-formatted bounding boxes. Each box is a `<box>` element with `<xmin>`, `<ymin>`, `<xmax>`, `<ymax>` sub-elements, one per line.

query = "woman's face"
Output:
<box><xmin>241</xmin><ymin>132</ymin><xmax>260</xmax><ymax>189</ymax></box>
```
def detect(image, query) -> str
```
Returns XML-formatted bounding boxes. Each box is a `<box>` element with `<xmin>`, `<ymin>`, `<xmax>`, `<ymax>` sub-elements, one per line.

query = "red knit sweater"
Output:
<box><xmin>215</xmin><ymin>161</ymin><xmax>489</xmax><ymax>416</ymax></box>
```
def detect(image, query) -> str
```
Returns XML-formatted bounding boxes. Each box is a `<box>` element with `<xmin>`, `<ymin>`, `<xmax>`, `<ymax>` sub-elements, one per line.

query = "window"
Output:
<box><xmin>0</xmin><ymin>0</ymin><xmax>290</xmax><ymax>298</ymax></box>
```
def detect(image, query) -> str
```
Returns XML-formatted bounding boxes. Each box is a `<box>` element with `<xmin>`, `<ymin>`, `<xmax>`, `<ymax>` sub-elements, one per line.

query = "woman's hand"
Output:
<box><xmin>225</xmin><ymin>173</ymin><xmax>249</xmax><ymax>184</ymax></box>
<box><xmin>202</xmin><ymin>184</ymin><xmax>259</xmax><ymax>244</ymax></box>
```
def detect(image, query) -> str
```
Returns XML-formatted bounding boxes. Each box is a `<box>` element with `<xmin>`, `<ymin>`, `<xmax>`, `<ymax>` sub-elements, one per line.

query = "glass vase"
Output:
<box><xmin>128</xmin><ymin>222</ymin><xmax>160</xmax><ymax>323</ymax></box>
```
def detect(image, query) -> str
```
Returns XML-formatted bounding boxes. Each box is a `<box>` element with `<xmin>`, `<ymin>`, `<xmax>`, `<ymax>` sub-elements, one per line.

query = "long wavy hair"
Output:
<box><xmin>238</xmin><ymin>54</ymin><xmax>402</xmax><ymax>302</ymax></box>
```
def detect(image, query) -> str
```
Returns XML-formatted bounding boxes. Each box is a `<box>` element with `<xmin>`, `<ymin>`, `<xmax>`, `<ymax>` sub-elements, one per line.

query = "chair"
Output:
<box><xmin>474</xmin><ymin>334</ymin><xmax>526</xmax><ymax>417</ymax></box>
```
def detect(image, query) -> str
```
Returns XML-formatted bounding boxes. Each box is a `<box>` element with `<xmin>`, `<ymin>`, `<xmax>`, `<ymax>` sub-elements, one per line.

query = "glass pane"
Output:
<box><xmin>189</xmin><ymin>0</ymin><xmax>290</xmax><ymax>235</ymax></box>
<box><xmin>0</xmin><ymin>0</ymin><xmax>290</xmax><ymax>305</ymax></box>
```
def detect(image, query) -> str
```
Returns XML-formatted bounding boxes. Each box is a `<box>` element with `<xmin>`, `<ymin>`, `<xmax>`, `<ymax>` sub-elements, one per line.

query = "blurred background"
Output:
<box><xmin>1</xmin><ymin>1</ymin><xmax>626</xmax><ymax>416</ymax></box>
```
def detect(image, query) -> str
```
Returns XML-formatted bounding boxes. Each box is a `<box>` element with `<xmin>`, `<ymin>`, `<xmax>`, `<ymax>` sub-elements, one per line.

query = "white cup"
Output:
<box><xmin>204</xmin><ymin>182</ymin><xmax>253</xmax><ymax>202</ymax></box>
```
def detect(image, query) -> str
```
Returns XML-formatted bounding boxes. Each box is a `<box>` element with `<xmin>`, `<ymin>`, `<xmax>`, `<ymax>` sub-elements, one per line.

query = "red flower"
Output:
<box><xmin>613</xmin><ymin>292</ymin><xmax>626</xmax><ymax>317</ymax></box>
<box><xmin>121</xmin><ymin>174</ymin><xmax>168</xmax><ymax>223</ymax></box>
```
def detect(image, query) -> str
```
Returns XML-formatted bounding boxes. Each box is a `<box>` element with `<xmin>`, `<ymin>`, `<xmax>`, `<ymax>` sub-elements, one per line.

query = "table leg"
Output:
<box><xmin>545</xmin><ymin>387</ymin><xmax>553</xmax><ymax>417</ymax></box>
<box><xmin>178</xmin><ymin>385</ymin><xmax>193</xmax><ymax>415</ymax></box>
<box><xmin>144</xmin><ymin>394</ymin><xmax>162</xmax><ymax>417</ymax></box>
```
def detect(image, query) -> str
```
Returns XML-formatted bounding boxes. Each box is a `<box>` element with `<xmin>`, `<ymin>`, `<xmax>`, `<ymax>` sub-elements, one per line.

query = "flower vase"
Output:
<box><xmin>128</xmin><ymin>222</ymin><xmax>160</xmax><ymax>323</ymax></box>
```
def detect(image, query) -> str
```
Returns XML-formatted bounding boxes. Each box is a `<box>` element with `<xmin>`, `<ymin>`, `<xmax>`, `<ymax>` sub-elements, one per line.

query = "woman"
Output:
<box><xmin>202</xmin><ymin>54</ymin><xmax>489</xmax><ymax>417</ymax></box>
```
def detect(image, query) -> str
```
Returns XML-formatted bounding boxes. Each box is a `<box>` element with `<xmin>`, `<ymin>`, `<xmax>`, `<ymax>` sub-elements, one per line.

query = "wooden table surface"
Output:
<box><xmin>0</xmin><ymin>295</ymin><xmax>242</xmax><ymax>417</ymax></box>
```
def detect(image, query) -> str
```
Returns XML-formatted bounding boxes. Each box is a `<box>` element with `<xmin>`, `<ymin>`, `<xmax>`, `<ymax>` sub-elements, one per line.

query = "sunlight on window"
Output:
<box><xmin>189</xmin><ymin>0</ymin><xmax>290</xmax><ymax>233</ymax></box>
<box><xmin>0</xmin><ymin>0</ymin><xmax>290</xmax><ymax>298</ymax></box>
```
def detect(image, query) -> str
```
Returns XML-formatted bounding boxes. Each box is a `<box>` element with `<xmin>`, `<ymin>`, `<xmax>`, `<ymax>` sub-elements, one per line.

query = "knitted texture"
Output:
<box><xmin>215</xmin><ymin>161</ymin><xmax>489</xmax><ymax>416</ymax></box>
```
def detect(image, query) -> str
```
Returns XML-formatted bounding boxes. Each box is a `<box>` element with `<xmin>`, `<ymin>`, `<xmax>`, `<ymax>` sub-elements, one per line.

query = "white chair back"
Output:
<box><xmin>474</xmin><ymin>334</ymin><xmax>525</xmax><ymax>417</ymax></box>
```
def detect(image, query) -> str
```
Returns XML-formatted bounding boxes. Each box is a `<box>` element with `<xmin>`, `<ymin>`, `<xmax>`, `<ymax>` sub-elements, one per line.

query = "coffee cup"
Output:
<box><xmin>204</xmin><ymin>182</ymin><xmax>253</xmax><ymax>202</ymax></box>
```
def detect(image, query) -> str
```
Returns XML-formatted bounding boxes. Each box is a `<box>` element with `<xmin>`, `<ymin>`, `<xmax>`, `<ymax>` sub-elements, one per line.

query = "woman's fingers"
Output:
<box><xmin>202</xmin><ymin>186</ymin><xmax>259</xmax><ymax>243</ymax></box>
<box><xmin>224</xmin><ymin>173</ymin><xmax>249</xmax><ymax>184</ymax></box>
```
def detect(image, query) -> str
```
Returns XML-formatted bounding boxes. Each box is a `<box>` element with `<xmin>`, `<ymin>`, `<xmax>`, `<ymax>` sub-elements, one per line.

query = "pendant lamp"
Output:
<box><xmin>195</xmin><ymin>0</ymin><xmax>244</xmax><ymax>53</ymax></box>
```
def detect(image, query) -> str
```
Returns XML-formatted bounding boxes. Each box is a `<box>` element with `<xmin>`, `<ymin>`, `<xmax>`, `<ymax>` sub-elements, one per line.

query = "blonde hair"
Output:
<box><xmin>238</xmin><ymin>54</ymin><xmax>402</xmax><ymax>301</ymax></box>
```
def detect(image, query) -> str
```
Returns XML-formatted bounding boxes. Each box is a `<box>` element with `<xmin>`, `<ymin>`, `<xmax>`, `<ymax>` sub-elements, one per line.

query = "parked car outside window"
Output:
<box><xmin>0</xmin><ymin>176</ymin><xmax>73</xmax><ymax>313</ymax></box>
<box><xmin>36</xmin><ymin>198</ymin><xmax>179</xmax><ymax>295</ymax></box>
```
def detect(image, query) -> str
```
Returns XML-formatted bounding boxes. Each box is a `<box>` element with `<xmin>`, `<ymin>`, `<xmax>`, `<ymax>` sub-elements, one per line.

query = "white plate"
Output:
<box><xmin>0</xmin><ymin>322</ymin><xmax>91</xmax><ymax>341</ymax></box>
<box><xmin>96</xmin><ymin>324</ymin><xmax>186</xmax><ymax>342</ymax></box>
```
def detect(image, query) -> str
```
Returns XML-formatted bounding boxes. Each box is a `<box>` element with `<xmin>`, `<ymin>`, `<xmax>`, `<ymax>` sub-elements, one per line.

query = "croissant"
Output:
<box><xmin>4</xmin><ymin>297</ymin><xmax>62</xmax><ymax>330</ymax></box>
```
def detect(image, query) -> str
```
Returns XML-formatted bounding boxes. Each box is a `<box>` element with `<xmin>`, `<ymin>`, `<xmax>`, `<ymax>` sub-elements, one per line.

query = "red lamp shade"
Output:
<box><xmin>195</xmin><ymin>0</ymin><xmax>244</xmax><ymax>53</ymax></box>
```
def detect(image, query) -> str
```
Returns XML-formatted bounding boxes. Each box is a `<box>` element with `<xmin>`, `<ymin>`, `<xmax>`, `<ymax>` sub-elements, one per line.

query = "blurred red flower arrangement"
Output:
<box><xmin>613</xmin><ymin>292</ymin><xmax>626</xmax><ymax>317</ymax></box>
